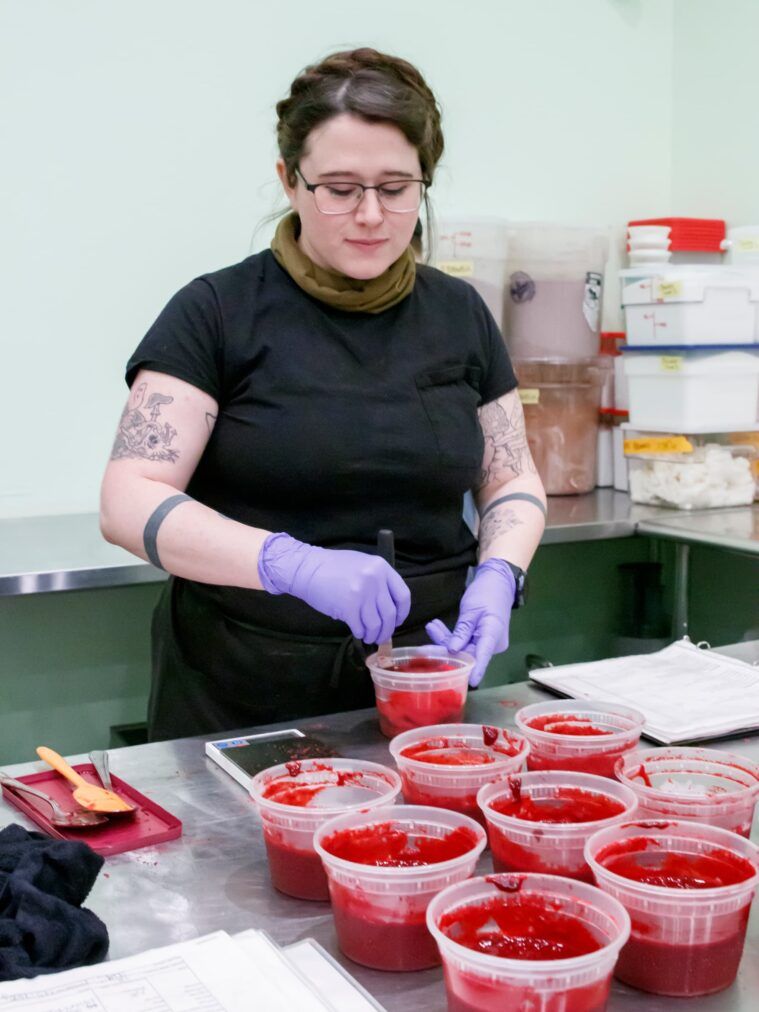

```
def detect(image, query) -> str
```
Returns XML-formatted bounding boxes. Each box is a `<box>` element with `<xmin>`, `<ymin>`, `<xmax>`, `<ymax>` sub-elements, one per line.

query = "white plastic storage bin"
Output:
<box><xmin>435</xmin><ymin>219</ymin><xmax>509</xmax><ymax>330</ymax></box>
<box><xmin>622</xmin><ymin>349</ymin><xmax>759</xmax><ymax>430</ymax></box>
<box><xmin>620</xmin><ymin>266</ymin><xmax>759</xmax><ymax>346</ymax></box>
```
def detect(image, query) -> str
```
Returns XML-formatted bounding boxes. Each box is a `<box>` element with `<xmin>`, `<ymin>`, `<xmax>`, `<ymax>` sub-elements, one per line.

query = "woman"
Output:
<box><xmin>100</xmin><ymin>48</ymin><xmax>546</xmax><ymax>742</ymax></box>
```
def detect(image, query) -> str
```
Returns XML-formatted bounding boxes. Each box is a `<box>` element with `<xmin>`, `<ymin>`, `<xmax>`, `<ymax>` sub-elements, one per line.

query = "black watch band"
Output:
<box><xmin>503</xmin><ymin>561</ymin><xmax>528</xmax><ymax>609</ymax></box>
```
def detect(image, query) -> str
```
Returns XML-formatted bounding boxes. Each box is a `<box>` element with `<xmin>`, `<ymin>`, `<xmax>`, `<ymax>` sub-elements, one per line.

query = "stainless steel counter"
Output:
<box><xmin>0</xmin><ymin>491</ymin><xmax>724</xmax><ymax>596</ymax></box>
<box><xmin>3</xmin><ymin>678</ymin><xmax>759</xmax><ymax>1010</ymax></box>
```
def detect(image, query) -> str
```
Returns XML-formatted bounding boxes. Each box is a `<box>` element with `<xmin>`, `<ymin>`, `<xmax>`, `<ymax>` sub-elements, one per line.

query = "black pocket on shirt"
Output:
<box><xmin>415</xmin><ymin>364</ymin><xmax>484</xmax><ymax>470</ymax></box>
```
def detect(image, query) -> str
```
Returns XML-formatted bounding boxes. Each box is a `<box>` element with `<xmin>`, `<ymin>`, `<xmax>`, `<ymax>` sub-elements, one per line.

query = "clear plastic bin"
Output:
<box><xmin>478</xmin><ymin>772</ymin><xmax>637</xmax><ymax>881</ymax></box>
<box><xmin>515</xmin><ymin>700</ymin><xmax>645</xmax><ymax>778</ymax></box>
<box><xmin>435</xmin><ymin>219</ymin><xmax>509</xmax><ymax>329</ymax></box>
<box><xmin>586</xmin><ymin>820</ymin><xmax>759</xmax><ymax>997</ymax></box>
<box><xmin>250</xmin><ymin>758</ymin><xmax>401</xmax><ymax>900</ymax></box>
<box><xmin>426</xmin><ymin>873</ymin><xmax>630</xmax><ymax>1012</ymax></box>
<box><xmin>515</xmin><ymin>357</ymin><xmax>605</xmax><ymax>494</ymax></box>
<box><xmin>616</xmin><ymin>748</ymin><xmax>759</xmax><ymax>837</ymax></box>
<box><xmin>626</xmin><ymin>441</ymin><xmax>756</xmax><ymax>509</ymax></box>
<box><xmin>504</xmin><ymin>223</ymin><xmax>609</xmax><ymax>359</ymax></box>
<box><xmin>389</xmin><ymin>723</ymin><xmax>529</xmax><ymax>824</ymax></box>
<box><xmin>365</xmin><ymin>645</ymin><xmax>473</xmax><ymax>738</ymax></box>
<box><xmin>314</xmin><ymin>805</ymin><xmax>486</xmax><ymax>971</ymax></box>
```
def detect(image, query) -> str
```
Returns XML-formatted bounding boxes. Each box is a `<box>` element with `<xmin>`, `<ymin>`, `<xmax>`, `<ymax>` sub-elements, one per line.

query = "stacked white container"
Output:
<box><xmin>619</xmin><ymin>255</ymin><xmax>759</xmax><ymax>505</ymax></box>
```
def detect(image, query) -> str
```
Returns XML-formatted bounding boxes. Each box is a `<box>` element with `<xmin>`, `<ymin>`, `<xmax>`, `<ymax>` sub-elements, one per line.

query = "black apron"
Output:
<box><xmin>147</xmin><ymin>567</ymin><xmax>468</xmax><ymax>741</ymax></box>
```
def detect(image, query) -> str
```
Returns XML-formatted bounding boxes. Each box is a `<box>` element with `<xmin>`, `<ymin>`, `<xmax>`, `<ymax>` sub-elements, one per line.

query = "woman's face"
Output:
<box><xmin>277</xmin><ymin>113</ymin><xmax>423</xmax><ymax>279</ymax></box>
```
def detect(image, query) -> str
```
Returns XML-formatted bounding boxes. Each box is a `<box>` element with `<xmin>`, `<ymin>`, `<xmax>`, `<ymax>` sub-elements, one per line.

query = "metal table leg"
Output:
<box><xmin>672</xmin><ymin>541</ymin><xmax>690</xmax><ymax>640</ymax></box>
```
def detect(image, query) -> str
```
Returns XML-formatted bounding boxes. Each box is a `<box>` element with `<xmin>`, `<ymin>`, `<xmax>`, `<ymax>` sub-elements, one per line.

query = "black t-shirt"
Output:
<box><xmin>126</xmin><ymin>250</ymin><xmax>517</xmax><ymax>581</ymax></box>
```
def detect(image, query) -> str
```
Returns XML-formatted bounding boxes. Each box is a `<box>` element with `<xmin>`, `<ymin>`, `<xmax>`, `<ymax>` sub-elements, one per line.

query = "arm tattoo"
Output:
<box><xmin>110</xmin><ymin>382</ymin><xmax>179</xmax><ymax>462</ymax></box>
<box><xmin>143</xmin><ymin>494</ymin><xmax>192</xmax><ymax>570</ymax></box>
<box><xmin>479</xmin><ymin>507</ymin><xmax>524</xmax><ymax>553</ymax></box>
<box><xmin>477</xmin><ymin>395</ymin><xmax>536</xmax><ymax>489</ymax></box>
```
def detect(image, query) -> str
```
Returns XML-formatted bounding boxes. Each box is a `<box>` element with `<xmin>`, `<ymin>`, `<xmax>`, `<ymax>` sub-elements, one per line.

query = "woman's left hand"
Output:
<box><xmin>426</xmin><ymin>559</ymin><xmax>516</xmax><ymax>687</ymax></box>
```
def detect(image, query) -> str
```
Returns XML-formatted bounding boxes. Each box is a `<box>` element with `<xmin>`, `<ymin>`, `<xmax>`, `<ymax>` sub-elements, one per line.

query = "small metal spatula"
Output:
<box><xmin>376</xmin><ymin>528</ymin><xmax>396</xmax><ymax>669</ymax></box>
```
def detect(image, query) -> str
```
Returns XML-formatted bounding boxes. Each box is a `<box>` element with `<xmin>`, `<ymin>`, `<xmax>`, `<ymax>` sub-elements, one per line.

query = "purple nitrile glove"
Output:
<box><xmin>425</xmin><ymin>558</ymin><xmax>516</xmax><ymax>687</ymax></box>
<box><xmin>258</xmin><ymin>532</ymin><xmax>411</xmax><ymax>645</ymax></box>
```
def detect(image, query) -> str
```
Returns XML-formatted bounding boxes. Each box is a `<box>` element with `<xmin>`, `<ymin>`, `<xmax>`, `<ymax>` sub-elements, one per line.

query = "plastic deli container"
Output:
<box><xmin>250</xmin><ymin>758</ymin><xmax>401</xmax><ymax>901</ymax></box>
<box><xmin>426</xmin><ymin>872</ymin><xmax>630</xmax><ymax>1012</ymax></box>
<box><xmin>504</xmin><ymin>223</ymin><xmax>609</xmax><ymax>359</ymax></box>
<box><xmin>619</xmin><ymin>266</ymin><xmax>759</xmax><ymax>346</ymax></box>
<box><xmin>389</xmin><ymin>724</ymin><xmax>529</xmax><ymax>824</ymax></box>
<box><xmin>365</xmin><ymin>646</ymin><xmax>474</xmax><ymax>739</ymax></box>
<box><xmin>478</xmin><ymin>772</ymin><xmax>638</xmax><ymax>881</ymax></box>
<box><xmin>622</xmin><ymin>348</ymin><xmax>759</xmax><ymax>430</ymax></box>
<box><xmin>314</xmin><ymin>805</ymin><xmax>486</xmax><ymax>972</ymax></box>
<box><xmin>515</xmin><ymin>700</ymin><xmax>645</xmax><ymax>778</ymax></box>
<box><xmin>616</xmin><ymin>748</ymin><xmax>759</xmax><ymax>837</ymax></box>
<box><xmin>586</xmin><ymin>820</ymin><xmax>759</xmax><ymax>997</ymax></box>
<box><xmin>515</xmin><ymin>357</ymin><xmax>606</xmax><ymax>494</ymax></box>
<box><xmin>435</xmin><ymin>219</ymin><xmax>509</xmax><ymax>330</ymax></box>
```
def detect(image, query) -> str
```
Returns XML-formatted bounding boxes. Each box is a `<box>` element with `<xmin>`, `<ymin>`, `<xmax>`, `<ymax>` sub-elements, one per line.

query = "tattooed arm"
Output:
<box><xmin>474</xmin><ymin>389</ymin><xmax>546</xmax><ymax>568</ymax></box>
<box><xmin>100</xmin><ymin>370</ymin><xmax>270</xmax><ymax>589</ymax></box>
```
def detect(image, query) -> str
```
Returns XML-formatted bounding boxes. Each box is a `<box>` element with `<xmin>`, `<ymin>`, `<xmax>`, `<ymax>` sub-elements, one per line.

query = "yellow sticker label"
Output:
<box><xmin>737</xmin><ymin>238</ymin><xmax>759</xmax><ymax>252</ymax></box>
<box><xmin>655</xmin><ymin>280</ymin><xmax>683</xmax><ymax>300</ymax></box>
<box><xmin>518</xmin><ymin>388</ymin><xmax>540</xmax><ymax>405</ymax></box>
<box><xmin>624</xmin><ymin>436</ymin><xmax>694</xmax><ymax>455</ymax></box>
<box><xmin>660</xmin><ymin>355</ymin><xmax>683</xmax><ymax>372</ymax></box>
<box><xmin>437</xmin><ymin>260</ymin><xmax>474</xmax><ymax>277</ymax></box>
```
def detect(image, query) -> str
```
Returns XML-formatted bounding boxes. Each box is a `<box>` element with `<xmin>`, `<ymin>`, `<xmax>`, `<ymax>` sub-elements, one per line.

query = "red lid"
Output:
<box><xmin>628</xmin><ymin>217</ymin><xmax>725</xmax><ymax>252</ymax></box>
<box><xmin>599</xmin><ymin>332</ymin><xmax>625</xmax><ymax>355</ymax></box>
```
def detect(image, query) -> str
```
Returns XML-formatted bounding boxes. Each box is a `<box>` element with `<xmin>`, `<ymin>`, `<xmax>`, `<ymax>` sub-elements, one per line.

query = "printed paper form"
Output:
<box><xmin>0</xmin><ymin>932</ymin><xmax>312</xmax><ymax>1012</ymax></box>
<box><xmin>529</xmin><ymin>639</ymin><xmax>759</xmax><ymax>744</ymax></box>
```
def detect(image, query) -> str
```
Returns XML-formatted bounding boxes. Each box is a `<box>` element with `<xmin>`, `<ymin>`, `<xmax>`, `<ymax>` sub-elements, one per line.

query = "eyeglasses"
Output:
<box><xmin>295</xmin><ymin>169</ymin><xmax>429</xmax><ymax>215</ymax></box>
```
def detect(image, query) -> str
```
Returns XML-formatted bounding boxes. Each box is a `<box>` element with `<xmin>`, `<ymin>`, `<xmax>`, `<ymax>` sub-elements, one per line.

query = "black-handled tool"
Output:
<box><xmin>376</xmin><ymin>529</ymin><xmax>395</xmax><ymax>666</ymax></box>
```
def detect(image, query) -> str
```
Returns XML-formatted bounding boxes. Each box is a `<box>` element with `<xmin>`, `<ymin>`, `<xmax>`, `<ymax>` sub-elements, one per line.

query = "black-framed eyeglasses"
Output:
<box><xmin>295</xmin><ymin>169</ymin><xmax>429</xmax><ymax>215</ymax></box>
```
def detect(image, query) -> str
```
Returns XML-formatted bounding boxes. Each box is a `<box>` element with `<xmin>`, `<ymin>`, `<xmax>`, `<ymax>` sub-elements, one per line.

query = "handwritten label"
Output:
<box><xmin>660</xmin><ymin>355</ymin><xmax>683</xmax><ymax>372</ymax></box>
<box><xmin>624</xmin><ymin>436</ymin><xmax>693</xmax><ymax>456</ymax></box>
<box><xmin>655</xmin><ymin>280</ymin><xmax>683</xmax><ymax>300</ymax></box>
<box><xmin>518</xmin><ymin>388</ymin><xmax>540</xmax><ymax>405</ymax></box>
<box><xmin>437</xmin><ymin>260</ymin><xmax>474</xmax><ymax>277</ymax></box>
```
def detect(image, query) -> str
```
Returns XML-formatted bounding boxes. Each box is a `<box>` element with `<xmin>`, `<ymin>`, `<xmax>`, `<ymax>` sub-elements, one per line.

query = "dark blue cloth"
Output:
<box><xmin>0</xmin><ymin>823</ymin><xmax>108</xmax><ymax>980</ymax></box>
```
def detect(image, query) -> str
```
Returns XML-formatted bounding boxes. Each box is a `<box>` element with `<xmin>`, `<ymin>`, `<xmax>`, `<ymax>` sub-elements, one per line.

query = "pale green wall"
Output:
<box><xmin>672</xmin><ymin>0</ymin><xmax>759</xmax><ymax>221</ymax></box>
<box><xmin>1</xmin><ymin>0</ymin><xmax>675</xmax><ymax>519</ymax></box>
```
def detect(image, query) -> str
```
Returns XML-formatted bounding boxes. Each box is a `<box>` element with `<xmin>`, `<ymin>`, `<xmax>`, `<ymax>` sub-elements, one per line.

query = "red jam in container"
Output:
<box><xmin>314</xmin><ymin>805</ymin><xmax>486</xmax><ymax>971</ymax></box>
<box><xmin>366</xmin><ymin>646</ymin><xmax>473</xmax><ymax>738</ymax></box>
<box><xmin>515</xmin><ymin>700</ymin><xmax>645</xmax><ymax>778</ymax></box>
<box><xmin>250</xmin><ymin>759</ymin><xmax>401</xmax><ymax>901</ymax></box>
<box><xmin>586</xmin><ymin>819</ymin><xmax>759</xmax><ymax>996</ymax></box>
<box><xmin>616</xmin><ymin>747</ymin><xmax>759</xmax><ymax>837</ymax></box>
<box><xmin>478</xmin><ymin>772</ymin><xmax>637</xmax><ymax>880</ymax></box>
<box><xmin>426</xmin><ymin>873</ymin><xmax>630</xmax><ymax>1011</ymax></box>
<box><xmin>389</xmin><ymin>724</ymin><xmax>529</xmax><ymax>824</ymax></box>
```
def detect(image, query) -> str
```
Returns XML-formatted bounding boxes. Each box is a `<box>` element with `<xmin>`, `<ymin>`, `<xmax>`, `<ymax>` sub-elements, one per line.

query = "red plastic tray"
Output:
<box><xmin>0</xmin><ymin>764</ymin><xmax>182</xmax><ymax>856</ymax></box>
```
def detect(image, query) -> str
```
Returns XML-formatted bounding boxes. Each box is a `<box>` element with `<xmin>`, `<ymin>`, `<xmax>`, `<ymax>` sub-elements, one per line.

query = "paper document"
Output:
<box><xmin>0</xmin><ymin>931</ymin><xmax>335</xmax><ymax>1012</ymax></box>
<box><xmin>529</xmin><ymin>639</ymin><xmax>759</xmax><ymax>744</ymax></box>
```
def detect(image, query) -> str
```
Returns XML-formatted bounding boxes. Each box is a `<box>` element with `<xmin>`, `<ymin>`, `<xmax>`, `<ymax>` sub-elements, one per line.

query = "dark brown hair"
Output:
<box><xmin>276</xmin><ymin>47</ymin><xmax>444</xmax><ymax>189</ymax></box>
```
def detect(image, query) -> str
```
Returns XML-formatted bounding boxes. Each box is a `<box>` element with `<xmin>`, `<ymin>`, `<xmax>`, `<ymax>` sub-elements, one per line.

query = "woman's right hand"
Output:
<box><xmin>258</xmin><ymin>533</ymin><xmax>411</xmax><ymax>644</ymax></box>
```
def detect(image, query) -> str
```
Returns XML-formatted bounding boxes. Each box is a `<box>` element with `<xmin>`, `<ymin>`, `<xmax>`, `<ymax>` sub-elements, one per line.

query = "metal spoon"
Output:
<box><xmin>0</xmin><ymin>773</ymin><xmax>108</xmax><ymax>828</ymax></box>
<box><xmin>89</xmin><ymin>749</ymin><xmax>139</xmax><ymax>815</ymax></box>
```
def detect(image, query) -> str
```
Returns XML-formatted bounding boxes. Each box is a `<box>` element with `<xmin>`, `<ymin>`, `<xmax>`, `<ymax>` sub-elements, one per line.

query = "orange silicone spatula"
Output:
<box><xmin>36</xmin><ymin>746</ymin><xmax>135</xmax><ymax>813</ymax></box>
